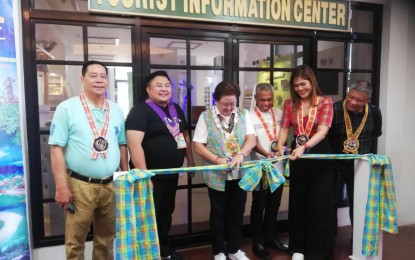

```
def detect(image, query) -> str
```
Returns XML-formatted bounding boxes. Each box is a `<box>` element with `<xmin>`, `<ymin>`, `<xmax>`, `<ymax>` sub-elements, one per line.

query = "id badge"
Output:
<box><xmin>175</xmin><ymin>133</ymin><xmax>187</xmax><ymax>149</ymax></box>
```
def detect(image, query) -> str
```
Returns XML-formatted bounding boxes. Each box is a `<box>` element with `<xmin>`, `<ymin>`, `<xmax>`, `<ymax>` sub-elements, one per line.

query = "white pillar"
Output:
<box><xmin>350</xmin><ymin>159</ymin><xmax>383</xmax><ymax>260</ymax></box>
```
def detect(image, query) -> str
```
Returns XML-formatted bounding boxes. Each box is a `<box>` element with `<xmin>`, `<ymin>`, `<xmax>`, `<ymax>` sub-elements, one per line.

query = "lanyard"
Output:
<box><xmin>343</xmin><ymin>100</ymin><xmax>368</xmax><ymax>154</ymax></box>
<box><xmin>80</xmin><ymin>93</ymin><xmax>110</xmax><ymax>159</ymax></box>
<box><xmin>146</xmin><ymin>98</ymin><xmax>180</xmax><ymax>138</ymax></box>
<box><xmin>297</xmin><ymin>97</ymin><xmax>319</xmax><ymax>138</ymax></box>
<box><xmin>254</xmin><ymin>107</ymin><xmax>277</xmax><ymax>142</ymax></box>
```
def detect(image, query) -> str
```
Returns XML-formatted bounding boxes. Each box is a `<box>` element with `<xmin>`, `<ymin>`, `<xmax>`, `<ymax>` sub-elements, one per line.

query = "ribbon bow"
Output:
<box><xmin>238</xmin><ymin>160</ymin><xmax>285</xmax><ymax>192</ymax></box>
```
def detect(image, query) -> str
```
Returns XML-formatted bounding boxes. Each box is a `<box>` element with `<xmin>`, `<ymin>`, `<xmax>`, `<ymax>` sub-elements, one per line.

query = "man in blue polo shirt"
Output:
<box><xmin>49</xmin><ymin>60</ymin><xmax>128</xmax><ymax>260</ymax></box>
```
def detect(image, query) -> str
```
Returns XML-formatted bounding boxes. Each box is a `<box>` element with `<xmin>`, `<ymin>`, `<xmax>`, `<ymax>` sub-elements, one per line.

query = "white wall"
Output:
<box><xmin>378</xmin><ymin>0</ymin><xmax>415</xmax><ymax>226</ymax></box>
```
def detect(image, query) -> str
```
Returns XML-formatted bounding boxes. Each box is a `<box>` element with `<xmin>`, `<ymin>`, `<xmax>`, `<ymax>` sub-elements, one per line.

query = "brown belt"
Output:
<box><xmin>67</xmin><ymin>169</ymin><xmax>113</xmax><ymax>184</ymax></box>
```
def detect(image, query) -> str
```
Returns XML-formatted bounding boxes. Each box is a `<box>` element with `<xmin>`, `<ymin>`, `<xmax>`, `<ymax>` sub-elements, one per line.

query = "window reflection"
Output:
<box><xmin>150</xmin><ymin>38</ymin><xmax>187</xmax><ymax>65</ymax></box>
<box><xmin>170</xmin><ymin>189</ymin><xmax>189</xmax><ymax>235</ymax></box>
<box><xmin>43</xmin><ymin>202</ymin><xmax>65</xmax><ymax>237</ymax></box>
<box><xmin>191</xmin><ymin>70</ymin><xmax>223</xmax><ymax>126</ymax></box>
<box><xmin>190</xmin><ymin>41</ymin><xmax>225</xmax><ymax>66</ymax></box>
<box><xmin>239</xmin><ymin>43</ymin><xmax>270</xmax><ymax>68</ymax></box>
<box><xmin>317</xmin><ymin>71</ymin><xmax>344</xmax><ymax>103</ymax></box>
<box><xmin>274</xmin><ymin>45</ymin><xmax>303</xmax><ymax>68</ymax></box>
<box><xmin>110</xmin><ymin>67</ymin><xmax>133</xmax><ymax>117</ymax></box>
<box><xmin>239</xmin><ymin>43</ymin><xmax>303</xmax><ymax>110</ymax></box>
<box><xmin>191</xmin><ymin>188</ymin><xmax>210</xmax><ymax>233</ymax></box>
<box><xmin>88</xmin><ymin>27</ymin><xmax>132</xmax><ymax>63</ymax></box>
<box><xmin>350</xmin><ymin>43</ymin><xmax>373</xmax><ymax>70</ymax></box>
<box><xmin>347</xmin><ymin>73</ymin><xmax>372</xmax><ymax>90</ymax></box>
<box><xmin>317</xmin><ymin>41</ymin><xmax>345</xmax><ymax>69</ymax></box>
<box><xmin>37</xmin><ymin>65</ymin><xmax>81</xmax><ymax>130</ymax></box>
<box><xmin>273</xmin><ymin>71</ymin><xmax>292</xmax><ymax>110</ymax></box>
<box><xmin>239</xmin><ymin>71</ymin><xmax>268</xmax><ymax>110</ymax></box>
<box><xmin>35</xmin><ymin>24</ymin><xmax>83</xmax><ymax>61</ymax></box>
<box><xmin>38</xmin><ymin>65</ymin><xmax>132</xmax><ymax>130</ymax></box>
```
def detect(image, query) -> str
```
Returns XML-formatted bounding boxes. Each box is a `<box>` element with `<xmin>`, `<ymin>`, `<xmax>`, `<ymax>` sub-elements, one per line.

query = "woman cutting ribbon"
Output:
<box><xmin>276</xmin><ymin>65</ymin><xmax>334</xmax><ymax>260</ymax></box>
<box><xmin>193</xmin><ymin>81</ymin><xmax>256</xmax><ymax>260</ymax></box>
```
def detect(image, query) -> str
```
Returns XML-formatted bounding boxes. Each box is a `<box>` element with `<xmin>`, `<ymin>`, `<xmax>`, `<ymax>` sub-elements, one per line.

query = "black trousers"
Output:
<box><xmin>250</xmin><ymin>180</ymin><xmax>284</xmax><ymax>244</ymax></box>
<box><xmin>208</xmin><ymin>180</ymin><xmax>247</xmax><ymax>255</ymax></box>
<box><xmin>289</xmin><ymin>137</ymin><xmax>334</xmax><ymax>260</ymax></box>
<box><xmin>151</xmin><ymin>175</ymin><xmax>179</xmax><ymax>257</ymax></box>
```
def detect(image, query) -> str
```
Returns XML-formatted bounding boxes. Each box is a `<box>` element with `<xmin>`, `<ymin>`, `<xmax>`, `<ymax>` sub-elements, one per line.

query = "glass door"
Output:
<box><xmin>142</xmin><ymin>27</ymin><xmax>231</xmax><ymax>238</ymax></box>
<box><xmin>236</xmin><ymin>35</ymin><xmax>311</xmax><ymax>224</ymax></box>
<box><xmin>141</xmin><ymin>27</ymin><xmax>312</xmax><ymax>244</ymax></box>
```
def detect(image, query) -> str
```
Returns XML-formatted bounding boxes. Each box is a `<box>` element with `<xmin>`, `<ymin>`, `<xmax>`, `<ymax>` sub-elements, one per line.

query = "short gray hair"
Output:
<box><xmin>349</xmin><ymin>80</ymin><xmax>372</xmax><ymax>97</ymax></box>
<box><xmin>255</xmin><ymin>83</ymin><xmax>274</xmax><ymax>95</ymax></box>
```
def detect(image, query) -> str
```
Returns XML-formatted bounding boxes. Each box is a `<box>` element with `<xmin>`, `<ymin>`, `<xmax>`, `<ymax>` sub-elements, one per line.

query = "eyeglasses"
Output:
<box><xmin>152</xmin><ymin>83</ymin><xmax>172</xmax><ymax>89</ymax></box>
<box><xmin>218</xmin><ymin>101</ymin><xmax>237</xmax><ymax>108</ymax></box>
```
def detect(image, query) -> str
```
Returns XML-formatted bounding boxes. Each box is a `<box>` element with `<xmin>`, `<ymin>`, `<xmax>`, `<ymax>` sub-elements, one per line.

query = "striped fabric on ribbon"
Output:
<box><xmin>115</xmin><ymin>153</ymin><xmax>397</xmax><ymax>257</ymax></box>
<box><xmin>115</xmin><ymin>169</ymin><xmax>160</xmax><ymax>260</ymax></box>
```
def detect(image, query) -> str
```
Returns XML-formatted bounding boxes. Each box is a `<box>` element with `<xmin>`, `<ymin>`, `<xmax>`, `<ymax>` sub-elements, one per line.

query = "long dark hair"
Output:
<box><xmin>289</xmin><ymin>65</ymin><xmax>323</xmax><ymax>110</ymax></box>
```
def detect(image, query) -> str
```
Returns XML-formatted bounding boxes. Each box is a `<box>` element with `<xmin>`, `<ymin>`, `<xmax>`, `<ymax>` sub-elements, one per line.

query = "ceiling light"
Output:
<box><xmin>89</xmin><ymin>55</ymin><xmax>114</xmax><ymax>61</ymax></box>
<box><xmin>150</xmin><ymin>46</ymin><xmax>175</xmax><ymax>55</ymax></box>
<box><xmin>88</xmin><ymin>36</ymin><xmax>120</xmax><ymax>46</ymax></box>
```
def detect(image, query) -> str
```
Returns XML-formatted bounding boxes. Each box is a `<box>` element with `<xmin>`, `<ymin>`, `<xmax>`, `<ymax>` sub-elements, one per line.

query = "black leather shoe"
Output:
<box><xmin>264</xmin><ymin>239</ymin><xmax>290</xmax><ymax>253</ymax></box>
<box><xmin>252</xmin><ymin>244</ymin><xmax>271</xmax><ymax>260</ymax></box>
<box><xmin>161</xmin><ymin>251</ymin><xmax>184</xmax><ymax>260</ymax></box>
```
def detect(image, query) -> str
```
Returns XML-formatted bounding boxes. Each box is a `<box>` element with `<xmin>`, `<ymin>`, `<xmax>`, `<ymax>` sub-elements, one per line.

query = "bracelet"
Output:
<box><xmin>237</xmin><ymin>151</ymin><xmax>246</xmax><ymax>157</ymax></box>
<box><xmin>303</xmin><ymin>143</ymin><xmax>311</xmax><ymax>153</ymax></box>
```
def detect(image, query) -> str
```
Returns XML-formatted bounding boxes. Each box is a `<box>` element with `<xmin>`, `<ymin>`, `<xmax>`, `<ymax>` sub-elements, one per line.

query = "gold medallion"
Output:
<box><xmin>343</xmin><ymin>138</ymin><xmax>359</xmax><ymax>153</ymax></box>
<box><xmin>225</xmin><ymin>135</ymin><xmax>241</xmax><ymax>156</ymax></box>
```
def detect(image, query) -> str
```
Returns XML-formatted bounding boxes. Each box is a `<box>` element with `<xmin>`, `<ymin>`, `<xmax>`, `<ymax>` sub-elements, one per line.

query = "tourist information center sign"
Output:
<box><xmin>89</xmin><ymin>0</ymin><xmax>350</xmax><ymax>32</ymax></box>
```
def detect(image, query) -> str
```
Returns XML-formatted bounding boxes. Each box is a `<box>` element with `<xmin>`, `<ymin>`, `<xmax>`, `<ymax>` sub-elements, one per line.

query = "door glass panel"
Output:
<box><xmin>273</xmin><ymin>71</ymin><xmax>292</xmax><ymax>110</ymax></box>
<box><xmin>170</xmin><ymin>189</ymin><xmax>188</xmax><ymax>235</ymax></box>
<box><xmin>350</xmin><ymin>43</ymin><xmax>373</xmax><ymax>70</ymax></box>
<box><xmin>150</xmin><ymin>38</ymin><xmax>187</xmax><ymax>66</ymax></box>
<box><xmin>108</xmin><ymin>66</ymin><xmax>134</xmax><ymax>117</ymax></box>
<box><xmin>190</xmin><ymin>70</ymin><xmax>223</xmax><ymax>126</ymax></box>
<box><xmin>347</xmin><ymin>73</ymin><xmax>372</xmax><ymax>91</ymax></box>
<box><xmin>351</xmin><ymin>10</ymin><xmax>374</xmax><ymax>34</ymax></box>
<box><xmin>37</xmin><ymin>64</ymin><xmax>82</xmax><ymax>131</ymax></box>
<box><xmin>191</xmin><ymin>187</ymin><xmax>210</xmax><ymax>233</ymax></box>
<box><xmin>38</xmin><ymin>65</ymin><xmax>132</xmax><ymax>130</ymax></box>
<box><xmin>239</xmin><ymin>43</ymin><xmax>270</xmax><ymax>68</ymax></box>
<box><xmin>317</xmin><ymin>71</ymin><xmax>344</xmax><ymax>103</ymax></box>
<box><xmin>239</xmin><ymin>71</ymin><xmax>269</xmax><ymax>110</ymax></box>
<box><xmin>43</xmin><ymin>202</ymin><xmax>65</xmax><ymax>236</ymax></box>
<box><xmin>88</xmin><ymin>27</ymin><xmax>132</xmax><ymax>63</ymax></box>
<box><xmin>317</xmin><ymin>41</ymin><xmax>345</xmax><ymax>69</ymax></box>
<box><xmin>274</xmin><ymin>45</ymin><xmax>303</xmax><ymax>68</ymax></box>
<box><xmin>190</xmin><ymin>41</ymin><xmax>225</xmax><ymax>66</ymax></box>
<box><xmin>40</xmin><ymin>135</ymin><xmax>54</xmax><ymax>199</ymax></box>
<box><xmin>35</xmin><ymin>24</ymin><xmax>83</xmax><ymax>61</ymax></box>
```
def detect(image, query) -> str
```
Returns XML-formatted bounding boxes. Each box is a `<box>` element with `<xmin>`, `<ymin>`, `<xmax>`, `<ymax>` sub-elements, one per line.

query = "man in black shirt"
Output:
<box><xmin>126</xmin><ymin>71</ymin><xmax>195</xmax><ymax>260</ymax></box>
<box><xmin>328</xmin><ymin>80</ymin><xmax>382</xmax><ymax>232</ymax></box>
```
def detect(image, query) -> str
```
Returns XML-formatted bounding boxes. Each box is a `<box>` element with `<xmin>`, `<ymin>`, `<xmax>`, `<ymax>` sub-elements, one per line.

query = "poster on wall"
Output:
<box><xmin>0</xmin><ymin>0</ymin><xmax>30</xmax><ymax>259</ymax></box>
